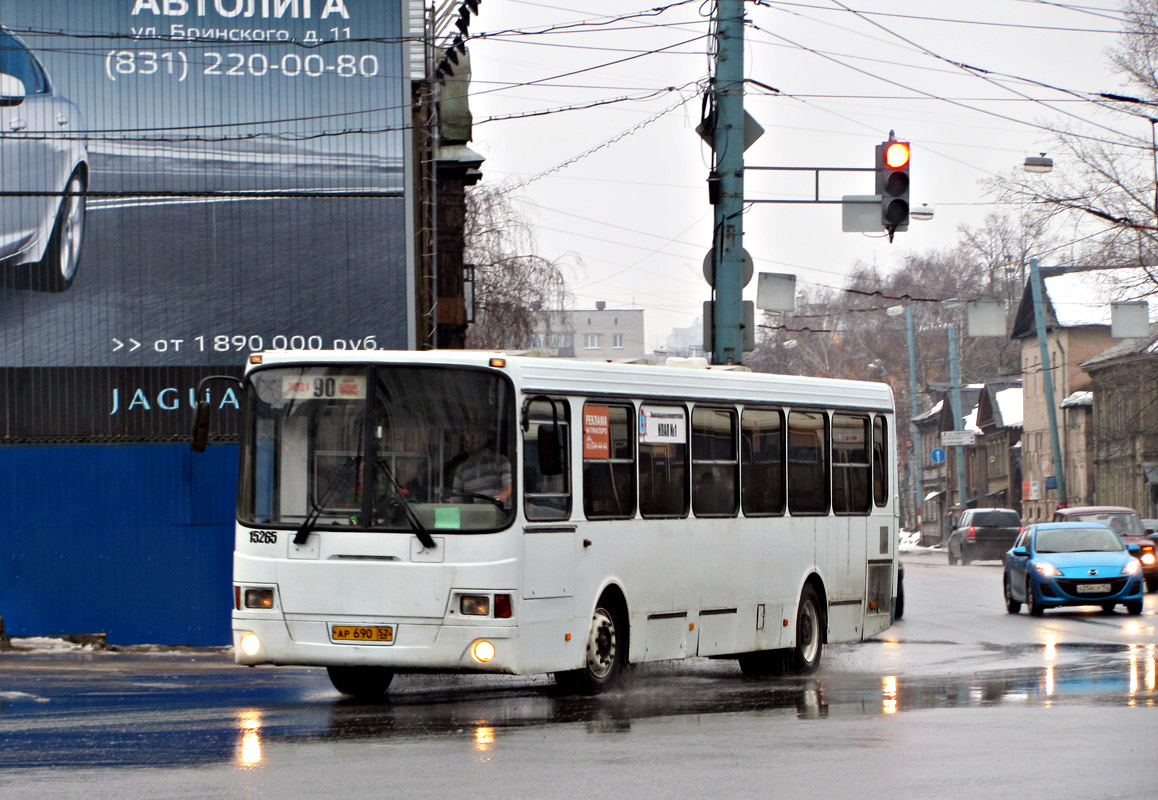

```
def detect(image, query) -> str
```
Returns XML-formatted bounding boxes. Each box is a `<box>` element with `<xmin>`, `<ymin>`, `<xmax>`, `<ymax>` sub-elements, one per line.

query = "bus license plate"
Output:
<box><xmin>1075</xmin><ymin>583</ymin><xmax>1110</xmax><ymax>593</ymax></box>
<box><xmin>331</xmin><ymin>625</ymin><xmax>394</xmax><ymax>644</ymax></box>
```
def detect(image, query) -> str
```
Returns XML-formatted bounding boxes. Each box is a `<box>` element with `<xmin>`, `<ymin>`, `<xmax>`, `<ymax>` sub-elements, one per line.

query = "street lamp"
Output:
<box><xmin>911</xmin><ymin>203</ymin><xmax>935</xmax><ymax>221</ymax></box>
<box><xmin>1024</xmin><ymin>153</ymin><xmax>1053</xmax><ymax>173</ymax></box>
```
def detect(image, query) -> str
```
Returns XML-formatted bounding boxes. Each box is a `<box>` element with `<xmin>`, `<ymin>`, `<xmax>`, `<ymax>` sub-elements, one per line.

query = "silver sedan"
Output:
<box><xmin>0</xmin><ymin>26</ymin><xmax>87</xmax><ymax>292</ymax></box>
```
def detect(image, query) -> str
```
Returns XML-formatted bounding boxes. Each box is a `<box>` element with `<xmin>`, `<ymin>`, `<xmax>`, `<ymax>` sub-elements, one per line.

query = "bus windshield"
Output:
<box><xmin>239</xmin><ymin>364</ymin><xmax>516</xmax><ymax>534</ymax></box>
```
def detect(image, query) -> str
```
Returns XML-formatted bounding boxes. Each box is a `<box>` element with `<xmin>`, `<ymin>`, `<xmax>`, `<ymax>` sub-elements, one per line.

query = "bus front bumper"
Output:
<box><xmin>232</xmin><ymin>616</ymin><xmax>521</xmax><ymax>674</ymax></box>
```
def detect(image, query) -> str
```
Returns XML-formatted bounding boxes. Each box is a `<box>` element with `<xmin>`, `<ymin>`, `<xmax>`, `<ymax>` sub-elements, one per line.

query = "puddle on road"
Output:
<box><xmin>0</xmin><ymin>643</ymin><xmax>1154</xmax><ymax>770</ymax></box>
<box><xmin>247</xmin><ymin>641</ymin><xmax>1157</xmax><ymax>761</ymax></box>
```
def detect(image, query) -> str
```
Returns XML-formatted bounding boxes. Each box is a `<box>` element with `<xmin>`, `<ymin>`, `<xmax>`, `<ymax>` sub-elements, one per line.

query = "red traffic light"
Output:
<box><xmin>884</xmin><ymin>141</ymin><xmax>910</xmax><ymax>169</ymax></box>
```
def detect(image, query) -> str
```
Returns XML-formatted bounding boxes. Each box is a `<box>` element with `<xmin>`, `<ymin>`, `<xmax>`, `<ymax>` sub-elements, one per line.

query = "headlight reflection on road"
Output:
<box><xmin>882</xmin><ymin>675</ymin><xmax>898</xmax><ymax>715</ymax></box>
<box><xmin>1042</xmin><ymin>635</ymin><xmax>1058</xmax><ymax>661</ymax></box>
<box><xmin>474</xmin><ymin>725</ymin><xmax>495</xmax><ymax>751</ymax></box>
<box><xmin>1128</xmin><ymin>645</ymin><xmax>1139</xmax><ymax>700</ymax></box>
<box><xmin>1147</xmin><ymin>645</ymin><xmax>1157</xmax><ymax>694</ymax></box>
<box><xmin>238</xmin><ymin>710</ymin><xmax>263</xmax><ymax>768</ymax></box>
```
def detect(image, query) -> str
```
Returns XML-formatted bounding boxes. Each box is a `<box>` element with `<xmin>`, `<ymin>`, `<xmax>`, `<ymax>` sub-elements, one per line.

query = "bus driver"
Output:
<box><xmin>451</xmin><ymin>426</ymin><xmax>512</xmax><ymax>504</ymax></box>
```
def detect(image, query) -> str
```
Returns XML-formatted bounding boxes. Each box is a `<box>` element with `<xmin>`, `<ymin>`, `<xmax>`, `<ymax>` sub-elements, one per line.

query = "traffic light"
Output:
<box><xmin>875</xmin><ymin>135</ymin><xmax>910</xmax><ymax>233</ymax></box>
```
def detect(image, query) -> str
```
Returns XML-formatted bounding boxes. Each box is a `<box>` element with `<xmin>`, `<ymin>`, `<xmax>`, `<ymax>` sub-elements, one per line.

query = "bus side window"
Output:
<box><xmin>692</xmin><ymin>406</ymin><xmax>737</xmax><ymax>517</ymax></box>
<box><xmin>787</xmin><ymin>410</ymin><xmax>829</xmax><ymax>515</ymax></box>
<box><xmin>872</xmin><ymin>416</ymin><xmax>889</xmax><ymax>507</ymax></box>
<box><xmin>639</xmin><ymin>404</ymin><xmax>688</xmax><ymax>518</ymax></box>
<box><xmin>741</xmin><ymin>407</ymin><xmax>785</xmax><ymax>516</ymax></box>
<box><xmin>523</xmin><ymin>398</ymin><xmax>571</xmax><ymax>521</ymax></box>
<box><xmin>583</xmin><ymin>403</ymin><xmax>636</xmax><ymax>519</ymax></box>
<box><xmin>832</xmin><ymin>413</ymin><xmax>870</xmax><ymax>515</ymax></box>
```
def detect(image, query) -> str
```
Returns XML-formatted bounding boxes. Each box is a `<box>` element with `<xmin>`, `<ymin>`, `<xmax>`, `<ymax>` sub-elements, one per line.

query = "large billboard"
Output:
<box><xmin>0</xmin><ymin>0</ymin><xmax>413</xmax><ymax>372</ymax></box>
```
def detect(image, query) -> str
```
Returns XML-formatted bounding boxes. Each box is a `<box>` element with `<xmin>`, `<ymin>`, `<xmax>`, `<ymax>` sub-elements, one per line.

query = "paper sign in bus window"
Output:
<box><xmin>584</xmin><ymin>404</ymin><xmax>610</xmax><ymax>459</ymax></box>
<box><xmin>639</xmin><ymin>405</ymin><xmax>687</xmax><ymax>444</ymax></box>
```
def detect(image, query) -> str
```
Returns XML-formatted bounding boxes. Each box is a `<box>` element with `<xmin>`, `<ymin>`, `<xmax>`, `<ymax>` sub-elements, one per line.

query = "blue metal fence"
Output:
<box><xmin>0</xmin><ymin>443</ymin><xmax>238</xmax><ymax>646</ymax></box>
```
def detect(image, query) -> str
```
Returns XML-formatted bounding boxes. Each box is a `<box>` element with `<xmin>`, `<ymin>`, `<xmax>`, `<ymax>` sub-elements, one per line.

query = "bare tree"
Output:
<box><xmin>748</xmin><ymin>215</ymin><xmax>1044</xmax><ymax>443</ymax></box>
<box><xmin>993</xmin><ymin>0</ymin><xmax>1158</xmax><ymax>278</ymax></box>
<box><xmin>463</xmin><ymin>185</ymin><xmax>570</xmax><ymax>349</ymax></box>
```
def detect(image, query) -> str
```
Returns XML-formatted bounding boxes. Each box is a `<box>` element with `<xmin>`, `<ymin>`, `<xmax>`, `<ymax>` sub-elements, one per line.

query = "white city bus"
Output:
<box><xmin>202</xmin><ymin>350</ymin><xmax>898</xmax><ymax>698</ymax></box>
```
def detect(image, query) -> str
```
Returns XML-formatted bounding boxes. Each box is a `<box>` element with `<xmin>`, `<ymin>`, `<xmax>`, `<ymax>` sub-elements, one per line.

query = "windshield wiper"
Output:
<box><xmin>294</xmin><ymin>454</ymin><xmax>361</xmax><ymax>546</ymax></box>
<box><xmin>374</xmin><ymin>457</ymin><xmax>437</xmax><ymax>550</ymax></box>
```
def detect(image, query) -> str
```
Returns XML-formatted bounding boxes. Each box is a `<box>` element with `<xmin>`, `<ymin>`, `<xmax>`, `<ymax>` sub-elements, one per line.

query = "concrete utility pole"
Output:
<box><xmin>947</xmin><ymin>325</ymin><xmax>969</xmax><ymax>509</ymax></box>
<box><xmin>1028</xmin><ymin>258</ymin><xmax>1068</xmax><ymax>507</ymax></box>
<box><xmin>904</xmin><ymin>306</ymin><xmax>922</xmax><ymax>529</ymax></box>
<box><xmin>711</xmin><ymin>0</ymin><xmax>746</xmax><ymax>365</ymax></box>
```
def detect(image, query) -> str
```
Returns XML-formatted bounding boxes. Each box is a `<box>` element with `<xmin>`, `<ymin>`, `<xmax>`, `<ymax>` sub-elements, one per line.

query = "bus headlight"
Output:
<box><xmin>460</xmin><ymin>595</ymin><xmax>490</xmax><ymax>616</ymax></box>
<box><xmin>239</xmin><ymin>632</ymin><xmax>262</xmax><ymax>657</ymax></box>
<box><xmin>245</xmin><ymin>589</ymin><xmax>275</xmax><ymax>609</ymax></box>
<box><xmin>472</xmin><ymin>640</ymin><xmax>496</xmax><ymax>663</ymax></box>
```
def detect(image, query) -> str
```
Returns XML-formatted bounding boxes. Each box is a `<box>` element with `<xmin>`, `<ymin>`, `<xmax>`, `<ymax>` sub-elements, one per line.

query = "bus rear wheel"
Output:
<box><xmin>326</xmin><ymin>665</ymin><xmax>395</xmax><ymax>700</ymax></box>
<box><xmin>786</xmin><ymin>584</ymin><xmax>825</xmax><ymax>675</ymax></box>
<box><xmin>555</xmin><ymin>603</ymin><xmax>625</xmax><ymax>695</ymax></box>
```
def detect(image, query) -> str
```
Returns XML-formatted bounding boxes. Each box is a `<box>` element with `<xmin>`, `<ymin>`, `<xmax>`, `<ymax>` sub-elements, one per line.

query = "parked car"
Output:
<box><xmin>0</xmin><ymin>26</ymin><xmax>87</xmax><ymax>292</ymax></box>
<box><xmin>1004</xmin><ymin>522</ymin><xmax>1145</xmax><ymax>616</ymax></box>
<box><xmin>1052</xmin><ymin>506</ymin><xmax>1158</xmax><ymax>592</ymax></box>
<box><xmin>947</xmin><ymin>508</ymin><xmax>1022</xmax><ymax>565</ymax></box>
<box><xmin>1143</xmin><ymin>519</ymin><xmax>1158</xmax><ymax>535</ymax></box>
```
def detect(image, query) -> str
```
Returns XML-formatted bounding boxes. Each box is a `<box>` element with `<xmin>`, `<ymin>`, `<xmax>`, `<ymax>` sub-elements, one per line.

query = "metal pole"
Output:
<box><xmin>905</xmin><ymin>307</ymin><xmax>921</xmax><ymax>533</ymax></box>
<box><xmin>711</xmin><ymin>0</ymin><xmax>745</xmax><ymax>365</ymax></box>
<box><xmin>1029</xmin><ymin>258</ymin><xmax>1068</xmax><ymax>509</ymax></box>
<box><xmin>948</xmin><ymin>325</ymin><xmax>969</xmax><ymax>509</ymax></box>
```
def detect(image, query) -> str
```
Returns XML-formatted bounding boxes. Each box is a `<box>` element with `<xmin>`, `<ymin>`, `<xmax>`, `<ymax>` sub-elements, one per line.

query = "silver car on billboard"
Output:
<box><xmin>0</xmin><ymin>26</ymin><xmax>86</xmax><ymax>292</ymax></box>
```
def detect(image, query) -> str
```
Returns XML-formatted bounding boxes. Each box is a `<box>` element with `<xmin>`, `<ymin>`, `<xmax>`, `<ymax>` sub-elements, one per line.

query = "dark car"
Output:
<box><xmin>947</xmin><ymin>508</ymin><xmax>1022</xmax><ymax>565</ymax></box>
<box><xmin>1052</xmin><ymin>506</ymin><xmax>1157</xmax><ymax>592</ymax></box>
<box><xmin>1004</xmin><ymin>522</ymin><xmax>1145</xmax><ymax>616</ymax></box>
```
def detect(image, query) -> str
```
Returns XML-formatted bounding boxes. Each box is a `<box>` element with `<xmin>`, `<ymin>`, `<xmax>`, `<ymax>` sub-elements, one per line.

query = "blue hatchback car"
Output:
<box><xmin>1004</xmin><ymin>522</ymin><xmax>1145</xmax><ymax>616</ymax></box>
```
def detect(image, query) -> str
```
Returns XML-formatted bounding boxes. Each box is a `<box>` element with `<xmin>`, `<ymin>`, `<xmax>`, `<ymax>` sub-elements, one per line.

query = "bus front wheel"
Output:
<box><xmin>326</xmin><ymin>665</ymin><xmax>395</xmax><ymax>700</ymax></box>
<box><xmin>555</xmin><ymin>603</ymin><xmax>625</xmax><ymax>695</ymax></box>
<box><xmin>786</xmin><ymin>584</ymin><xmax>825</xmax><ymax>675</ymax></box>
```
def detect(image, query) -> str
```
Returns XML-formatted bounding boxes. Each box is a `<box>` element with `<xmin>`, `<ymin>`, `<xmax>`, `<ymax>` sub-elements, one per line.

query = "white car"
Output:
<box><xmin>0</xmin><ymin>27</ymin><xmax>86</xmax><ymax>292</ymax></box>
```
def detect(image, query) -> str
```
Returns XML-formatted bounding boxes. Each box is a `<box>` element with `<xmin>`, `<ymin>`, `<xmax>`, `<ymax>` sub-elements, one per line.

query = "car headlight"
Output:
<box><xmin>1034</xmin><ymin>562</ymin><xmax>1062</xmax><ymax>577</ymax></box>
<box><xmin>1141</xmin><ymin>552</ymin><xmax>1156</xmax><ymax>566</ymax></box>
<box><xmin>1122</xmin><ymin>559</ymin><xmax>1142</xmax><ymax>575</ymax></box>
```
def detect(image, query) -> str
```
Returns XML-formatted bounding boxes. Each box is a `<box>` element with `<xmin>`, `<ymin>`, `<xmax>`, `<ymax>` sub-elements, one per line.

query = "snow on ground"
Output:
<box><xmin>4</xmin><ymin>637</ymin><xmax>98</xmax><ymax>652</ymax></box>
<box><xmin>899</xmin><ymin>529</ymin><xmax>943</xmax><ymax>554</ymax></box>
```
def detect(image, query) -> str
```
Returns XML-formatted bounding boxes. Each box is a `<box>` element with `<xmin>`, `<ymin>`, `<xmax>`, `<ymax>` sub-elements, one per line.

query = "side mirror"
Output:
<box><xmin>1127</xmin><ymin>543</ymin><xmax>1141</xmax><ymax>555</ymax></box>
<box><xmin>189</xmin><ymin>373</ymin><xmax>243</xmax><ymax>452</ymax></box>
<box><xmin>0</xmin><ymin>73</ymin><xmax>25</xmax><ymax>107</ymax></box>
<box><xmin>190</xmin><ymin>401</ymin><xmax>211</xmax><ymax>452</ymax></box>
<box><xmin>1011</xmin><ymin>546</ymin><xmax>1028</xmax><ymax>557</ymax></box>
<box><xmin>537</xmin><ymin>424</ymin><xmax>563</xmax><ymax>476</ymax></box>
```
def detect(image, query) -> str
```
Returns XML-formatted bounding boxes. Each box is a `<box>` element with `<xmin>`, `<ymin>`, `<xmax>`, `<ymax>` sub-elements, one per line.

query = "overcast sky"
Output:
<box><xmin>460</xmin><ymin>0</ymin><xmax>1135</xmax><ymax>349</ymax></box>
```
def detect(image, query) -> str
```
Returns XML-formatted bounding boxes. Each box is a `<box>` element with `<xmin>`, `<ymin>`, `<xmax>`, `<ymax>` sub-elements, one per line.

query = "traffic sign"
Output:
<box><xmin>940</xmin><ymin>430</ymin><xmax>976</xmax><ymax>447</ymax></box>
<box><xmin>930</xmin><ymin>448</ymin><xmax>946</xmax><ymax>464</ymax></box>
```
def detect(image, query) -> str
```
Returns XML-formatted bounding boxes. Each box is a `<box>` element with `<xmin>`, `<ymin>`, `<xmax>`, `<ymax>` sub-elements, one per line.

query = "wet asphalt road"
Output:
<box><xmin>0</xmin><ymin>551</ymin><xmax>1155</xmax><ymax>798</ymax></box>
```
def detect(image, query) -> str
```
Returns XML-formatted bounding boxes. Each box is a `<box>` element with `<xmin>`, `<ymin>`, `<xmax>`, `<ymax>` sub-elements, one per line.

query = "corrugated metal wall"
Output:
<box><xmin>0</xmin><ymin>443</ymin><xmax>237</xmax><ymax>646</ymax></box>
